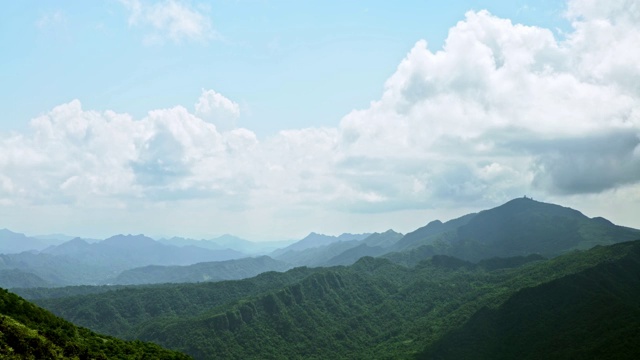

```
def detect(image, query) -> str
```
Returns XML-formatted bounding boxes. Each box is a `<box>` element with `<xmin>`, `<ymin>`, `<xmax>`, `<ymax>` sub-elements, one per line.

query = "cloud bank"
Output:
<box><xmin>2</xmin><ymin>0</ymin><xmax>639</xmax><ymax>237</ymax></box>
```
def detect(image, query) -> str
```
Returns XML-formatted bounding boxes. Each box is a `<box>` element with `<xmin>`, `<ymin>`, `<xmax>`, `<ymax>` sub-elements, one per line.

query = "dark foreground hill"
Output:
<box><xmin>33</xmin><ymin>238</ymin><xmax>640</xmax><ymax>359</ymax></box>
<box><xmin>0</xmin><ymin>287</ymin><xmax>190</xmax><ymax>359</ymax></box>
<box><xmin>420</xmin><ymin>242</ymin><xmax>640</xmax><ymax>359</ymax></box>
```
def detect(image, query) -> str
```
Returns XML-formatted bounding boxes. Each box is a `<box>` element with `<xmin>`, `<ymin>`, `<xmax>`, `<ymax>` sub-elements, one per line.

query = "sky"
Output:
<box><xmin>0</xmin><ymin>0</ymin><xmax>639</xmax><ymax>241</ymax></box>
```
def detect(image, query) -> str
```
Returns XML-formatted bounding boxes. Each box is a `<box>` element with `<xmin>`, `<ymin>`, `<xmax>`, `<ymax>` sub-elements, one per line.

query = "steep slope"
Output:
<box><xmin>134</xmin><ymin>258</ymin><xmax>412</xmax><ymax>360</ymax></box>
<box><xmin>111</xmin><ymin>256</ymin><xmax>292</xmax><ymax>285</ymax></box>
<box><xmin>420</xmin><ymin>242</ymin><xmax>640</xmax><ymax>359</ymax></box>
<box><xmin>0</xmin><ymin>288</ymin><xmax>190</xmax><ymax>359</ymax></box>
<box><xmin>34</xmin><ymin>267</ymin><xmax>318</xmax><ymax>337</ymax></box>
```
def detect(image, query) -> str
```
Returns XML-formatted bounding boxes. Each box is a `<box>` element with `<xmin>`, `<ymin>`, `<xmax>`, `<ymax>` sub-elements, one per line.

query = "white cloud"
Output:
<box><xmin>2</xmin><ymin>0</ymin><xmax>640</xmax><ymax>238</ymax></box>
<box><xmin>194</xmin><ymin>89</ymin><xmax>241</xmax><ymax>132</ymax></box>
<box><xmin>120</xmin><ymin>0</ymin><xmax>215</xmax><ymax>44</ymax></box>
<box><xmin>336</xmin><ymin>4</ymin><xmax>640</xmax><ymax>207</ymax></box>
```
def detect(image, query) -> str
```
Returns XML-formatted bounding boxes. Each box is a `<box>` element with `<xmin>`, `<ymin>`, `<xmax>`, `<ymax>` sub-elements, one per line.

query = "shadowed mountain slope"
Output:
<box><xmin>391</xmin><ymin>198</ymin><xmax>640</xmax><ymax>261</ymax></box>
<box><xmin>420</xmin><ymin>241</ymin><xmax>640</xmax><ymax>359</ymax></box>
<box><xmin>0</xmin><ymin>287</ymin><xmax>190</xmax><ymax>359</ymax></box>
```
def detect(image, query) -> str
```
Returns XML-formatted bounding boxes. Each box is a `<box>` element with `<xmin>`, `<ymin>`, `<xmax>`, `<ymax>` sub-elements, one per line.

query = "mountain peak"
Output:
<box><xmin>0</xmin><ymin>228</ymin><xmax>27</xmax><ymax>238</ymax></box>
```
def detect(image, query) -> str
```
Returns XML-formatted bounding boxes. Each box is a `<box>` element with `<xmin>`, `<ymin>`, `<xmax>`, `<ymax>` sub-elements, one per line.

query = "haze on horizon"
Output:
<box><xmin>0</xmin><ymin>0</ymin><xmax>639</xmax><ymax>241</ymax></box>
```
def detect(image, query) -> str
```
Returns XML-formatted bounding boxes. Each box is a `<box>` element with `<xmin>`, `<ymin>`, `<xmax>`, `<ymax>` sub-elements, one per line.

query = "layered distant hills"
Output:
<box><xmin>111</xmin><ymin>256</ymin><xmax>292</xmax><ymax>285</ymax></box>
<box><xmin>28</xmin><ymin>239</ymin><xmax>640</xmax><ymax>359</ymax></box>
<box><xmin>2</xmin><ymin>198</ymin><xmax>639</xmax><ymax>289</ymax></box>
<box><xmin>3</xmin><ymin>198</ymin><xmax>640</xmax><ymax>359</ymax></box>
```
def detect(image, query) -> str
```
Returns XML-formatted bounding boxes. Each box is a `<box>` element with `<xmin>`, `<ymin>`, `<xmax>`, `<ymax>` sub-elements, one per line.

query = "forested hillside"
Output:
<box><xmin>0</xmin><ymin>287</ymin><xmax>190</xmax><ymax>359</ymax></box>
<box><xmin>33</xmin><ymin>239</ymin><xmax>640</xmax><ymax>359</ymax></box>
<box><xmin>420</xmin><ymin>242</ymin><xmax>640</xmax><ymax>359</ymax></box>
<box><xmin>110</xmin><ymin>256</ymin><xmax>291</xmax><ymax>285</ymax></box>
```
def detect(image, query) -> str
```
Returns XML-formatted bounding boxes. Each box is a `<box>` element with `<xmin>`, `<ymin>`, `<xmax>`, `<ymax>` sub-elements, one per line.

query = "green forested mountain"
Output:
<box><xmin>271</xmin><ymin>198</ymin><xmax>639</xmax><ymax>270</ymax></box>
<box><xmin>11</xmin><ymin>284</ymin><xmax>133</xmax><ymax>300</ymax></box>
<box><xmin>420</xmin><ymin>242</ymin><xmax>640</xmax><ymax>359</ymax></box>
<box><xmin>4</xmin><ymin>198</ymin><xmax>634</xmax><ymax>289</ymax></box>
<box><xmin>0</xmin><ymin>287</ymin><xmax>190</xmax><ymax>359</ymax></box>
<box><xmin>7</xmin><ymin>199</ymin><xmax>639</xmax><ymax>359</ymax></box>
<box><xmin>32</xmin><ymin>238</ymin><xmax>640</xmax><ymax>359</ymax></box>
<box><xmin>34</xmin><ymin>267</ymin><xmax>319</xmax><ymax>337</ymax></box>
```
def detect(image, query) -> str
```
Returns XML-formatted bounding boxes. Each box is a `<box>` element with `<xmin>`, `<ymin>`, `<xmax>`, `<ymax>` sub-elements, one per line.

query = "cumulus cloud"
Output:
<box><xmin>120</xmin><ymin>0</ymin><xmax>215</xmax><ymax>44</ymax></box>
<box><xmin>194</xmin><ymin>89</ymin><xmax>240</xmax><ymax>132</ymax></box>
<box><xmin>337</xmin><ymin>2</ymin><xmax>640</xmax><ymax>206</ymax></box>
<box><xmin>2</xmin><ymin>0</ymin><xmax>640</xmax><ymax>237</ymax></box>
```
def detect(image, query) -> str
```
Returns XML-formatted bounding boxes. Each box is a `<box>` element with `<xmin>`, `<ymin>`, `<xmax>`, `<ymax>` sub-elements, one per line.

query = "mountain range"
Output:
<box><xmin>2</xmin><ymin>198</ymin><xmax>639</xmax><ymax>289</ymax></box>
<box><xmin>3</xmin><ymin>197</ymin><xmax>640</xmax><ymax>359</ymax></box>
<box><xmin>27</xmin><ymin>239</ymin><xmax>640</xmax><ymax>359</ymax></box>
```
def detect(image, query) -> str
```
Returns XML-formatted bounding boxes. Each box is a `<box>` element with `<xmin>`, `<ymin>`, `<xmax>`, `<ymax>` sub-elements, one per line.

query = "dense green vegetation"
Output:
<box><xmin>12</xmin><ymin>285</ymin><xmax>133</xmax><ymax>300</ymax></box>
<box><xmin>0</xmin><ymin>287</ymin><xmax>190</xmax><ymax>359</ymax></box>
<box><xmin>420</xmin><ymin>242</ymin><xmax>640</xmax><ymax>359</ymax></box>
<box><xmin>34</xmin><ymin>267</ymin><xmax>318</xmax><ymax>337</ymax></box>
<box><xmin>6</xmin><ymin>199</ymin><xmax>639</xmax><ymax>359</ymax></box>
<box><xmin>33</xmin><ymin>240</ymin><xmax>640</xmax><ymax>359</ymax></box>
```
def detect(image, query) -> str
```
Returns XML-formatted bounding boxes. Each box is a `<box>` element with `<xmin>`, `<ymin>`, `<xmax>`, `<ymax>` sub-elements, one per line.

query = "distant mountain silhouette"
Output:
<box><xmin>0</xmin><ymin>269</ymin><xmax>51</xmax><ymax>288</ymax></box>
<box><xmin>159</xmin><ymin>234</ymin><xmax>294</xmax><ymax>255</ymax></box>
<box><xmin>271</xmin><ymin>232</ymin><xmax>371</xmax><ymax>256</ymax></box>
<box><xmin>111</xmin><ymin>256</ymin><xmax>291</xmax><ymax>285</ymax></box>
<box><xmin>42</xmin><ymin>234</ymin><xmax>246</xmax><ymax>272</ymax></box>
<box><xmin>390</xmin><ymin>197</ymin><xmax>640</xmax><ymax>261</ymax></box>
<box><xmin>0</xmin><ymin>229</ymin><xmax>51</xmax><ymax>254</ymax></box>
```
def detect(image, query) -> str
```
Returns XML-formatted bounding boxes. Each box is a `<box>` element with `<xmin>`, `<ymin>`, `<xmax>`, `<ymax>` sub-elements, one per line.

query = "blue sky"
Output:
<box><xmin>1</xmin><ymin>0</ymin><xmax>568</xmax><ymax>135</ymax></box>
<box><xmin>1</xmin><ymin>0</ymin><xmax>638</xmax><ymax>240</ymax></box>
